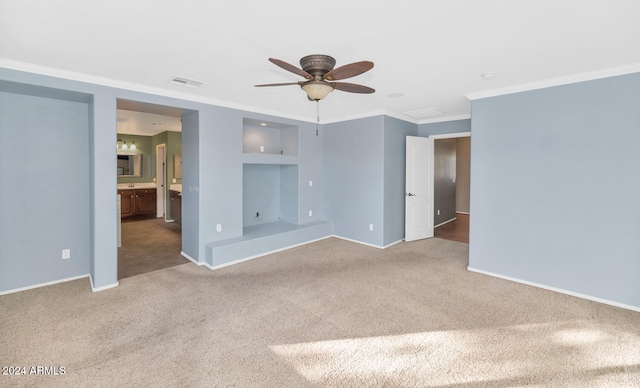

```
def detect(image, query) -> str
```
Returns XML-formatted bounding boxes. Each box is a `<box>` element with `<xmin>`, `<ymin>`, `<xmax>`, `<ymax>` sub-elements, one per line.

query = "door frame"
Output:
<box><xmin>405</xmin><ymin>131</ymin><xmax>471</xmax><ymax>242</ymax></box>
<box><xmin>156</xmin><ymin>143</ymin><xmax>166</xmax><ymax>218</ymax></box>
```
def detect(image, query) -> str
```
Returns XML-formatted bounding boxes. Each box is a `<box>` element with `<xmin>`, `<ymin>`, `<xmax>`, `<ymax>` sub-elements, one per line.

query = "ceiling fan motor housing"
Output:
<box><xmin>300</xmin><ymin>55</ymin><xmax>336</xmax><ymax>77</ymax></box>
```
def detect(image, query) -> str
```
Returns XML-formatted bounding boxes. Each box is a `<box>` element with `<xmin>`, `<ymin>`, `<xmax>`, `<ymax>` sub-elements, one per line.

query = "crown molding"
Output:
<box><xmin>321</xmin><ymin>109</ymin><xmax>388</xmax><ymax>124</ymax></box>
<box><xmin>418</xmin><ymin>114</ymin><xmax>471</xmax><ymax>125</ymax></box>
<box><xmin>0</xmin><ymin>58</ymin><xmax>317</xmax><ymax>124</ymax></box>
<box><xmin>465</xmin><ymin>62</ymin><xmax>640</xmax><ymax>101</ymax></box>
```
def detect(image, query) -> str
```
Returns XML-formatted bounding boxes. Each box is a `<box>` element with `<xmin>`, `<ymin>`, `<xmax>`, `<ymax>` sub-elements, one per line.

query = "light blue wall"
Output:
<box><xmin>324</xmin><ymin>115</ymin><xmax>419</xmax><ymax>247</ymax></box>
<box><xmin>180</xmin><ymin>111</ymin><xmax>199</xmax><ymax>260</ymax></box>
<box><xmin>383</xmin><ymin>116</ymin><xmax>419</xmax><ymax>246</ymax></box>
<box><xmin>0</xmin><ymin>67</ymin><xmax>329</xmax><ymax>287</ymax></box>
<box><xmin>0</xmin><ymin>88</ymin><xmax>91</xmax><ymax>292</ymax></box>
<box><xmin>419</xmin><ymin>119</ymin><xmax>470</xmax><ymax>137</ymax></box>
<box><xmin>469</xmin><ymin>72</ymin><xmax>640</xmax><ymax>309</ymax></box>
<box><xmin>324</xmin><ymin>116</ymin><xmax>385</xmax><ymax>246</ymax></box>
<box><xmin>243</xmin><ymin>164</ymin><xmax>282</xmax><ymax>226</ymax></box>
<box><xmin>280</xmin><ymin>165</ymin><xmax>299</xmax><ymax>224</ymax></box>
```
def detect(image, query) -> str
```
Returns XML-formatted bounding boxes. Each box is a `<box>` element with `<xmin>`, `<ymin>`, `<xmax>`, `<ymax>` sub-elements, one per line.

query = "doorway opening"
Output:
<box><xmin>432</xmin><ymin>133</ymin><xmax>471</xmax><ymax>244</ymax></box>
<box><xmin>115</xmin><ymin>99</ymin><xmax>187</xmax><ymax>279</ymax></box>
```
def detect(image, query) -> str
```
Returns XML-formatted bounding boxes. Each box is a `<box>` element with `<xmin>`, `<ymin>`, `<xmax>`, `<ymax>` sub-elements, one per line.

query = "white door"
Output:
<box><xmin>405</xmin><ymin>136</ymin><xmax>434</xmax><ymax>242</ymax></box>
<box><xmin>156</xmin><ymin>144</ymin><xmax>166</xmax><ymax>218</ymax></box>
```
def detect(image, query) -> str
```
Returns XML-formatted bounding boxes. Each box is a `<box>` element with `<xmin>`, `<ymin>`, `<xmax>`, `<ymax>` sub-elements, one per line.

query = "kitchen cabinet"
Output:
<box><xmin>170</xmin><ymin>190</ymin><xmax>182</xmax><ymax>224</ymax></box>
<box><xmin>118</xmin><ymin>189</ymin><xmax>156</xmax><ymax>218</ymax></box>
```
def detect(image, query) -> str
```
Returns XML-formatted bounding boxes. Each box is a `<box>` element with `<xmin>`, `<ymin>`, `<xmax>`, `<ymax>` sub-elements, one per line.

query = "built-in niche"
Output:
<box><xmin>242</xmin><ymin>118</ymin><xmax>298</xmax><ymax>155</ymax></box>
<box><xmin>243</xmin><ymin>164</ymin><xmax>299</xmax><ymax>227</ymax></box>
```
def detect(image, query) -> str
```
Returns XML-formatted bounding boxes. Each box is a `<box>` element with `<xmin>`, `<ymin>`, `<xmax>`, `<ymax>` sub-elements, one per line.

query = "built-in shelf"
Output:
<box><xmin>243</xmin><ymin>164</ymin><xmax>299</xmax><ymax>228</ymax></box>
<box><xmin>242</xmin><ymin>153</ymin><xmax>299</xmax><ymax>165</ymax></box>
<box><xmin>243</xmin><ymin>118</ymin><xmax>299</xmax><ymax>156</ymax></box>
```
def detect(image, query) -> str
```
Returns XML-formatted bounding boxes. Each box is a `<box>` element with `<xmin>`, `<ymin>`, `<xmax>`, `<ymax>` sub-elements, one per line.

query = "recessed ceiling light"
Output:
<box><xmin>386</xmin><ymin>92</ymin><xmax>404</xmax><ymax>98</ymax></box>
<box><xmin>481</xmin><ymin>72</ymin><xmax>496</xmax><ymax>80</ymax></box>
<box><xmin>260</xmin><ymin>123</ymin><xmax>267</xmax><ymax>126</ymax></box>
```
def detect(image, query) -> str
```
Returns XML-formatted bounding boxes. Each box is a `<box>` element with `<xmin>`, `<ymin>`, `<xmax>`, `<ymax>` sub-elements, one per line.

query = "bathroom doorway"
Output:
<box><xmin>116</xmin><ymin>99</ymin><xmax>187</xmax><ymax>279</ymax></box>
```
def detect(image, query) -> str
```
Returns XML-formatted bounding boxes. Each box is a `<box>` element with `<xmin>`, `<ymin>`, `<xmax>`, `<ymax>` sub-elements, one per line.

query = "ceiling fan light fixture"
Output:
<box><xmin>301</xmin><ymin>82</ymin><xmax>334</xmax><ymax>101</ymax></box>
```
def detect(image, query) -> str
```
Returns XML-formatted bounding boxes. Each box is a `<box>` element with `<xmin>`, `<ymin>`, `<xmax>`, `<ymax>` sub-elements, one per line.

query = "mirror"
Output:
<box><xmin>117</xmin><ymin>153</ymin><xmax>142</xmax><ymax>177</ymax></box>
<box><xmin>174</xmin><ymin>153</ymin><xmax>182</xmax><ymax>179</ymax></box>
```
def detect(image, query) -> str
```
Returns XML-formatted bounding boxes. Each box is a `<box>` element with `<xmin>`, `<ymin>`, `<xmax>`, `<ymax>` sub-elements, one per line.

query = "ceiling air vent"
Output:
<box><xmin>403</xmin><ymin>108</ymin><xmax>443</xmax><ymax>119</ymax></box>
<box><xmin>170</xmin><ymin>76</ymin><xmax>205</xmax><ymax>88</ymax></box>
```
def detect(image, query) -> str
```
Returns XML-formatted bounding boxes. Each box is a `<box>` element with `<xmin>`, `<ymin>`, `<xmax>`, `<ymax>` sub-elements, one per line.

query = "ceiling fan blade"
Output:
<box><xmin>333</xmin><ymin>82</ymin><xmax>375</xmax><ymax>94</ymax></box>
<box><xmin>269</xmin><ymin>58</ymin><xmax>312</xmax><ymax>79</ymax></box>
<box><xmin>324</xmin><ymin>61</ymin><xmax>374</xmax><ymax>81</ymax></box>
<box><xmin>254</xmin><ymin>82</ymin><xmax>302</xmax><ymax>87</ymax></box>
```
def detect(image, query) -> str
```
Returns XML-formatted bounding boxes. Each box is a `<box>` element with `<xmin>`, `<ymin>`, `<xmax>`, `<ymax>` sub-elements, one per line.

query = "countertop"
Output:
<box><xmin>117</xmin><ymin>183</ymin><xmax>157</xmax><ymax>190</ymax></box>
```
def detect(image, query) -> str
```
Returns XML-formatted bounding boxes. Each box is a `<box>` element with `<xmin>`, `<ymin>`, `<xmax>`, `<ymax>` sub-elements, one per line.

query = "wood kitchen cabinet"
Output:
<box><xmin>170</xmin><ymin>190</ymin><xmax>182</xmax><ymax>224</ymax></box>
<box><xmin>118</xmin><ymin>189</ymin><xmax>156</xmax><ymax>218</ymax></box>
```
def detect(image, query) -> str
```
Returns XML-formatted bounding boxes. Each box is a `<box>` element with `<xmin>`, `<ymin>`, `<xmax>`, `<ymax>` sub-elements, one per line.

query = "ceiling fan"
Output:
<box><xmin>255</xmin><ymin>54</ymin><xmax>375</xmax><ymax>101</ymax></box>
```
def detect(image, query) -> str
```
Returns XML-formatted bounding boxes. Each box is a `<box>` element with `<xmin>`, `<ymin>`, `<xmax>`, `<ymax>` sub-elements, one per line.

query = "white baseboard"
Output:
<box><xmin>0</xmin><ymin>274</ymin><xmax>90</xmax><ymax>295</ymax></box>
<box><xmin>206</xmin><ymin>236</ymin><xmax>333</xmax><ymax>271</ymax></box>
<box><xmin>331</xmin><ymin>235</ymin><xmax>383</xmax><ymax>249</ymax></box>
<box><xmin>330</xmin><ymin>235</ymin><xmax>403</xmax><ymax>249</ymax></box>
<box><xmin>90</xmin><ymin>276</ymin><xmax>119</xmax><ymax>292</ymax></box>
<box><xmin>435</xmin><ymin>217</ymin><xmax>457</xmax><ymax>228</ymax></box>
<box><xmin>181</xmin><ymin>251</ymin><xmax>202</xmax><ymax>265</ymax></box>
<box><xmin>382</xmin><ymin>239</ymin><xmax>404</xmax><ymax>249</ymax></box>
<box><xmin>467</xmin><ymin>267</ymin><xmax>640</xmax><ymax>313</ymax></box>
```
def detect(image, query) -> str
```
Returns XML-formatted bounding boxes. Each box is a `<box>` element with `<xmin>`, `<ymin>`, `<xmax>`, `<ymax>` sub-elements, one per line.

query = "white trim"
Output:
<box><xmin>382</xmin><ymin>239</ymin><xmax>404</xmax><ymax>249</ymax></box>
<box><xmin>90</xmin><ymin>277</ymin><xmax>119</xmax><ymax>292</ymax></box>
<box><xmin>321</xmin><ymin>109</ymin><xmax>420</xmax><ymax>125</ymax></box>
<box><xmin>465</xmin><ymin>62</ymin><xmax>640</xmax><ymax>101</ymax></box>
<box><xmin>206</xmin><ymin>236</ymin><xmax>333</xmax><ymax>270</ymax></box>
<box><xmin>181</xmin><ymin>251</ymin><xmax>202</xmax><ymax>265</ymax></box>
<box><xmin>321</xmin><ymin>110</ymin><xmax>470</xmax><ymax>126</ymax></box>
<box><xmin>435</xmin><ymin>217</ymin><xmax>457</xmax><ymax>228</ymax></box>
<box><xmin>456</xmin><ymin>211</ymin><xmax>470</xmax><ymax>215</ymax></box>
<box><xmin>0</xmin><ymin>59</ymin><xmax>475</xmax><ymax>126</ymax></box>
<box><xmin>0</xmin><ymin>58</ymin><xmax>315</xmax><ymax>124</ymax></box>
<box><xmin>467</xmin><ymin>267</ymin><xmax>640</xmax><ymax>313</ymax></box>
<box><xmin>418</xmin><ymin>114</ymin><xmax>471</xmax><ymax>125</ymax></box>
<box><xmin>321</xmin><ymin>109</ymin><xmax>389</xmax><ymax>124</ymax></box>
<box><xmin>0</xmin><ymin>274</ymin><xmax>89</xmax><ymax>295</ymax></box>
<box><xmin>429</xmin><ymin>131</ymin><xmax>471</xmax><ymax>140</ymax></box>
<box><xmin>330</xmin><ymin>235</ymin><xmax>403</xmax><ymax>249</ymax></box>
<box><xmin>384</xmin><ymin>110</ymin><xmax>421</xmax><ymax>124</ymax></box>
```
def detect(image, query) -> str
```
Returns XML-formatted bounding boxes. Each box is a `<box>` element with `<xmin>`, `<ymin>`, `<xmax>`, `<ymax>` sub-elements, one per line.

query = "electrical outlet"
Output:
<box><xmin>260</xmin><ymin>145</ymin><xmax>264</xmax><ymax>153</ymax></box>
<box><xmin>437</xmin><ymin>210</ymin><xmax>440</xmax><ymax>215</ymax></box>
<box><xmin>309</xmin><ymin>180</ymin><xmax>313</xmax><ymax>187</ymax></box>
<box><xmin>62</xmin><ymin>249</ymin><xmax>70</xmax><ymax>259</ymax></box>
<box><xmin>309</xmin><ymin>210</ymin><xmax>313</xmax><ymax>217</ymax></box>
<box><xmin>216</xmin><ymin>224</ymin><xmax>222</xmax><ymax>232</ymax></box>
<box><xmin>173</xmin><ymin>178</ymin><xmax>176</xmax><ymax>183</ymax></box>
<box><xmin>369</xmin><ymin>224</ymin><xmax>374</xmax><ymax>231</ymax></box>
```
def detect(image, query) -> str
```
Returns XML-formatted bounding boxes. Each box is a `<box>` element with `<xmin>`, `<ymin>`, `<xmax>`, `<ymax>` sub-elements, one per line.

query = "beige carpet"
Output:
<box><xmin>2</xmin><ymin>237</ymin><xmax>639</xmax><ymax>387</ymax></box>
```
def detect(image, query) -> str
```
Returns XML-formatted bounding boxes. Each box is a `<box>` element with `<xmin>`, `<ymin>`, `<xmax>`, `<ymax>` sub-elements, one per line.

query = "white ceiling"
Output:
<box><xmin>116</xmin><ymin>109</ymin><xmax>182</xmax><ymax>136</ymax></box>
<box><xmin>2</xmin><ymin>0</ymin><xmax>640</xmax><ymax>125</ymax></box>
